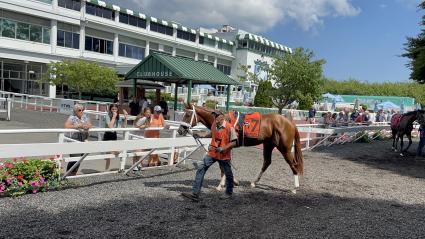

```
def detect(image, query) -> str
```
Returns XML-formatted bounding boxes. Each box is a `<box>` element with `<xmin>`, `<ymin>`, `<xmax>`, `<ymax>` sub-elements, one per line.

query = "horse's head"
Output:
<box><xmin>177</xmin><ymin>103</ymin><xmax>198</xmax><ymax>136</ymax></box>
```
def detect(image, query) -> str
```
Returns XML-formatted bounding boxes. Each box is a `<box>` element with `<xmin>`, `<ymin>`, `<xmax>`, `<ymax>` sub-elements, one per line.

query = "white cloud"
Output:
<box><xmin>107</xmin><ymin>0</ymin><xmax>361</xmax><ymax>33</ymax></box>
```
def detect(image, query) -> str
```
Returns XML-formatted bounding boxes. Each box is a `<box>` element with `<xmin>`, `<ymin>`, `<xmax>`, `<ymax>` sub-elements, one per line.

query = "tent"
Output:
<box><xmin>377</xmin><ymin>101</ymin><xmax>400</xmax><ymax>110</ymax></box>
<box><xmin>334</xmin><ymin>95</ymin><xmax>344</xmax><ymax>102</ymax></box>
<box><xmin>322</xmin><ymin>92</ymin><xmax>335</xmax><ymax>99</ymax></box>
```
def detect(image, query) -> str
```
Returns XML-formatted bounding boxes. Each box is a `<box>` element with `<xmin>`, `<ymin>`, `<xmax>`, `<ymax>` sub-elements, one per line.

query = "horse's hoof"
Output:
<box><xmin>250</xmin><ymin>182</ymin><xmax>256</xmax><ymax>188</ymax></box>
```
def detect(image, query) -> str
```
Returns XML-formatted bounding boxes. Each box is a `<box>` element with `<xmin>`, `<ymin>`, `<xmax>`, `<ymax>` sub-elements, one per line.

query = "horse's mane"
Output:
<box><xmin>403</xmin><ymin>110</ymin><xmax>423</xmax><ymax>117</ymax></box>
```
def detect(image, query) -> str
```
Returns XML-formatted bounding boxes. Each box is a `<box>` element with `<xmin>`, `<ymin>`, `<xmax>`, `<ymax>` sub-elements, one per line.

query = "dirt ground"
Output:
<box><xmin>1</xmin><ymin>108</ymin><xmax>425</xmax><ymax>238</ymax></box>
<box><xmin>1</xmin><ymin>138</ymin><xmax>425</xmax><ymax>238</ymax></box>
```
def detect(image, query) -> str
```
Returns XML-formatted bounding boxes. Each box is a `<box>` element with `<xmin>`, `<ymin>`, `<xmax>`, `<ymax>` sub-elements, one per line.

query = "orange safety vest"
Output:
<box><xmin>144</xmin><ymin>114</ymin><xmax>164</xmax><ymax>138</ymax></box>
<box><xmin>207</xmin><ymin>121</ymin><xmax>232</xmax><ymax>160</ymax></box>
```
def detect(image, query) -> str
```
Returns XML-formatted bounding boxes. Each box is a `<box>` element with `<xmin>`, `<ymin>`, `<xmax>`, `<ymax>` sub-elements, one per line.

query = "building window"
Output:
<box><xmin>238</xmin><ymin>39</ymin><xmax>248</xmax><ymax>48</ymax></box>
<box><xmin>57</xmin><ymin>30</ymin><xmax>79</xmax><ymax>49</ymax></box>
<box><xmin>86</xmin><ymin>3</ymin><xmax>114</xmax><ymax>20</ymax></box>
<box><xmin>202</xmin><ymin>37</ymin><xmax>216</xmax><ymax>48</ymax></box>
<box><xmin>119</xmin><ymin>13</ymin><xmax>146</xmax><ymax>29</ymax></box>
<box><xmin>217</xmin><ymin>64</ymin><xmax>231</xmax><ymax>75</ymax></box>
<box><xmin>30</xmin><ymin>25</ymin><xmax>42</xmax><ymax>42</ymax></box>
<box><xmin>118</xmin><ymin>43</ymin><xmax>145</xmax><ymax>60</ymax></box>
<box><xmin>150</xmin><ymin>22</ymin><xmax>173</xmax><ymax>36</ymax></box>
<box><xmin>218</xmin><ymin>42</ymin><xmax>233</xmax><ymax>52</ymax></box>
<box><xmin>199</xmin><ymin>36</ymin><xmax>204</xmax><ymax>45</ymax></box>
<box><xmin>1</xmin><ymin>18</ymin><xmax>50</xmax><ymax>44</ymax></box>
<box><xmin>177</xmin><ymin>30</ymin><xmax>196</xmax><ymax>42</ymax></box>
<box><xmin>85</xmin><ymin>36</ymin><xmax>113</xmax><ymax>54</ymax></box>
<box><xmin>16</xmin><ymin>22</ymin><xmax>30</xmax><ymax>41</ymax></box>
<box><xmin>58</xmin><ymin>0</ymin><xmax>81</xmax><ymax>11</ymax></box>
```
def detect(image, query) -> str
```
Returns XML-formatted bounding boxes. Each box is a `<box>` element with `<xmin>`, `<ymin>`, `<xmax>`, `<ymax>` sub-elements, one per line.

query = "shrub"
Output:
<box><xmin>205</xmin><ymin>99</ymin><xmax>218</xmax><ymax>109</ymax></box>
<box><xmin>355</xmin><ymin>131</ymin><xmax>371</xmax><ymax>143</ymax></box>
<box><xmin>0</xmin><ymin>158</ymin><xmax>61</xmax><ymax>197</ymax></box>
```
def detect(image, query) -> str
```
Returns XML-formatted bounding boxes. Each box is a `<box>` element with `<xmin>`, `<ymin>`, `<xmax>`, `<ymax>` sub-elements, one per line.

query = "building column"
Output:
<box><xmin>213</xmin><ymin>56</ymin><xmax>217</xmax><ymax>67</ymax></box>
<box><xmin>145</xmin><ymin>41</ymin><xmax>150</xmax><ymax>57</ymax></box>
<box><xmin>80</xmin><ymin>0</ymin><xmax>86</xmax><ymax>18</ymax></box>
<box><xmin>52</xmin><ymin>0</ymin><xmax>58</xmax><ymax>10</ymax></box>
<box><xmin>173</xmin><ymin>28</ymin><xmax>177</xmax><ymax>40</ymax></box>
<box><xmin>79</xmin><ymin>23</ymin><xmax>85</xmax><ymax>56</ymax></box>
<box><xmin>115</xmin><ymin>10</ymin><xmax>119</xmax><ymax>23</ymax></box>
<box><xmin>146</xmin><ymin>19</ymin><xmax>150</xmax><ymax>31</ymax></box>
<box><xmin>195</xmin><ymin>32</ymin><xmax>199</xmax><ymax>45</ymax></box>
<box><xmin>113</xmin><ymin>33</ymin><xmax>119</xmax><ymax>61</ymax></box>
<box><xmin>49</xmin><ymin>85</ymin><xmax>56</xmax><ymax>98</ymax></box>
<box><xmin>172</xmin><ymin>47</ymin><xmax>176</xmax><ymax>56</ymax></box>
<box><xmin>50</xmin><ymin>20</ymin><xmax>57</xmax><ymax>54</ymax></box>
<box><xmin>194</xmin><ymin>52</ymin><xmax>198</xmax><ymax>61</ymax></box>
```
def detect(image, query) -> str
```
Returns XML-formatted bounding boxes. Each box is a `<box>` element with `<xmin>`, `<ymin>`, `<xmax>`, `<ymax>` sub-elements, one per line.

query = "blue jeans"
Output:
<box><xmin>417</xmin><ymin>137</ymin><xmax>425</xmax><ymax>156</ymax></box>
<box><xmin>192</xmin><ymin>155</ymin><xmax>233</xmax><ymax>195</ymax></box>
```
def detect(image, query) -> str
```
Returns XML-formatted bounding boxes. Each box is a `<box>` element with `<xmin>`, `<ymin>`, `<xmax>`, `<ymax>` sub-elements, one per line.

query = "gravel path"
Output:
<box><xmin>1</xmin><ymin>108</ymin><xmax>425</xmax><ymax>238</ymax></box>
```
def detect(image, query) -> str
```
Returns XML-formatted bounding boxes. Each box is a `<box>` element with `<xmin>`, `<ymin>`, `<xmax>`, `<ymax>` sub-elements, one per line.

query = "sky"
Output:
<box><xmin>108</xmin><ymin>0</ymin><xmax>423</xmax><ymax>83</ymax></box>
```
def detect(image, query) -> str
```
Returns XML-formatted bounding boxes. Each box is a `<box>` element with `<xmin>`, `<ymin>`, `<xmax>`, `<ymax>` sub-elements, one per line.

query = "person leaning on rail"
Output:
<box><xmin>181</xmin><ymin>112</ymin><xmax>238</xmax><ymax>202</ymax></box>
<box><xmin>64</xmin><ymin>104</ymin><xmax>93</xmax><ymax>176</ymax></box>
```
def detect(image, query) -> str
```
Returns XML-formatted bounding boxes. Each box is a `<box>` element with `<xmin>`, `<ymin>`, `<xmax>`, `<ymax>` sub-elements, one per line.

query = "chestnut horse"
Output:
<box><xmin>177</xmin><ymin>104</ymin><xmax>304</xmax><ymax>192</ymax></box>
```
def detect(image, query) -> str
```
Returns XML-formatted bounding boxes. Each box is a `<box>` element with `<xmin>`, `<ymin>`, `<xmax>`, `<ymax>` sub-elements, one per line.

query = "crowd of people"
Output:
<box><xmin>308</xmin><ymin>106</ymin><xmax>399</xmax><ymax>128</ymax></box>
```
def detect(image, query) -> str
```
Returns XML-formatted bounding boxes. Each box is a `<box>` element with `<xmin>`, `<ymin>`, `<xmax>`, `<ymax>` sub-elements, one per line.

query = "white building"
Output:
<box><xmin>0</xmin><ymin>0</ymin><xmax>291</xmax><ymax>103</ymax></box>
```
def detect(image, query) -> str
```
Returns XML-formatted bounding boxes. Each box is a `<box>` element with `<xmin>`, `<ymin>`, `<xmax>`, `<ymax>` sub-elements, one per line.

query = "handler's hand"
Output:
<box><xmin>216</xmin><ymin>147</ymin><xmax>225</xmax><ymax>153</ymax></box>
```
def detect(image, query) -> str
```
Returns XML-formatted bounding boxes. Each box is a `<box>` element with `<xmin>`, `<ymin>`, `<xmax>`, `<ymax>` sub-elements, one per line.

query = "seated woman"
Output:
<box><xmin>64</xmin><ymin>104</ymin><xmax>92</xmax><ymax>176</ymax></box>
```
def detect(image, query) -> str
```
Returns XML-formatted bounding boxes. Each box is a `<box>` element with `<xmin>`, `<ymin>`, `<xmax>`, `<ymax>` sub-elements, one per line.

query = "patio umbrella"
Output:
<box><xmin>331</xmin><ymin>98</ymin><xmax>336</xmax><ymax>111</ymax></box>
<box><xmin>373</xmin><ymin>101</ymin><xmax>378</xmax><ymax>112</ymax></box>
<box><xmin>322</xmin><ymin>92</ymin><xmax>335</xmax><ymax>100</ymax></box>
<box><xmin>354</xmin><ymin>98</ymin><xmax>359</xmax><ymax>110</ymax></box>
<box><xmin>377</xmin><ymin>101</ymin><xmax>400</xmax><ymax>110</ymax></box>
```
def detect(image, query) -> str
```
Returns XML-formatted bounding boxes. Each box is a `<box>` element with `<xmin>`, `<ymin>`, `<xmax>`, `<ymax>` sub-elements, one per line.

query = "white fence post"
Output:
<box><xmin>95</xmin><ymin>103</ymin><xmax>100</xmax><ymax>120</ymax></box>
<box><xmin>50</xmin><ymin>99</ymin><xmax>53</xmax><ymax>112</ymax></box>
<box><xmin>306</xmin><ymin>126</ymin><xmax>311</xmax><ymax>150</ymax></box>
<box><xmin>120</xmin><ymin>131</ymin><xmax>130</xmax><ymax>171</ymax></box>
<box><xmin>169</xmin><ymin>129</ymin><xmax>177</xmax><ymax>165</ymax></box>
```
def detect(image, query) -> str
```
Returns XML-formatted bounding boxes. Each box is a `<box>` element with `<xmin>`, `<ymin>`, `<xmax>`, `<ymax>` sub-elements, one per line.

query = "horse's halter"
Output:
<box><xmin>187</xmin><ymin>105</ymin><xmax>198</xmax><ymax>128</ymax></box>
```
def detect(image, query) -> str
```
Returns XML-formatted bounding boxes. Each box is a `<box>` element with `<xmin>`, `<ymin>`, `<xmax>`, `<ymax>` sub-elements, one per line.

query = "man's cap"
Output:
<box><xmin>154</xmin><ymin>105</ymin><xmax>162</xmax><ymax>112</ymax></box>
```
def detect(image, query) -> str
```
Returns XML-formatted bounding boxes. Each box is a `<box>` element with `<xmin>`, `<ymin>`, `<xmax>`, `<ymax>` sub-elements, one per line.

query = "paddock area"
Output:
<box><xmin>1</xmin><ymin>139</ymin><xmax>424</xmax><ymax>238</ymax></box>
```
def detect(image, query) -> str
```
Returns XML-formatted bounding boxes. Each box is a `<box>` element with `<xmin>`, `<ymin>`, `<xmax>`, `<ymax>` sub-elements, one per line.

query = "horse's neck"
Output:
<box><xmin>196</xmin><ymin>108</ymin><xmax>214</xmax><ymax>129</ymax></box>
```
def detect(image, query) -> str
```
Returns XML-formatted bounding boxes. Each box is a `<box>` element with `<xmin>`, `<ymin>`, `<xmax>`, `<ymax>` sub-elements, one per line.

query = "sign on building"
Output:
<box><xmin>58</xmin><ymin>99</ymin><xmax>74</xmax><ymax>115</ymax></box>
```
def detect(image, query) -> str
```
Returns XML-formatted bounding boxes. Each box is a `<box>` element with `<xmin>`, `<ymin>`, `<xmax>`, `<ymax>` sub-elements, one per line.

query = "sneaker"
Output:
<box><xmin>181</xmin><ymin>192</ymin><xmax>200</xmax><ymax>202</ymax></box>
<box><xmin>219</xmin><ymin>193</ymin><xmax>233</xmax><ymax>200</ymax></box>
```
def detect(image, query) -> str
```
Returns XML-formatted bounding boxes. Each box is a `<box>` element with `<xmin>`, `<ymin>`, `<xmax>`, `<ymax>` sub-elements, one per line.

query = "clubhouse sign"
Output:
<box><xmin>136</xmin><ymin>71</ymin><xmax>174</xmax><ymax>77</ymax></box>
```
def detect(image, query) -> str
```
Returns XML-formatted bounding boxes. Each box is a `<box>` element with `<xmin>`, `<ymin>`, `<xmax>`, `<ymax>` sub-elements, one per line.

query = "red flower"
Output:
<box><xmin>5</xmin><ymin>163</ymin><xmax>13</xmax><ymax>169</ymax></box>
<box><xmin>49</xmin><ymin>156</ymin><xmax>55</xmax><ymax>161</ymax></box>
<box><xmin>17</xmin><ymin>175</ymin><xmax>24</xmax><ymax>181</ymax></box>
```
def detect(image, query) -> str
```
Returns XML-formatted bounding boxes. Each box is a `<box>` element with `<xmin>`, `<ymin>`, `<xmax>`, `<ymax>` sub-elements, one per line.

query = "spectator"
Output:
<box><xmin>64</xmin><ymin>104</ymin><xmax>92</xmax><ymax>176</ymax></box>
<box><xmin>103</xmin><ymin>104</ymin><xmax>128</xmax><ymax>171</ymax></box>
<box><xmin>129</xmin><ymin>97</ymin><xmax>140</xmax><ymax>117</ymax></box>
<box><xmin>307</xmin><ymin>106</ymin><xmax>317</xmax><ymax>124</ymax></box>
<box><xmin>139</xmin><ymin>97</ymin><xmax>148</xmax><ymax>114</ymax></box>
<box><xmin>416</xmin><ymin>123</ymin><xmax>425</xmax><ymax>158</ymax></box>
<box><xmin>159</xmin><ymin>97</ymin><xmax>169</xmax><ymax>120</ymax></box>
<box><xmin>351</xmin><ymin>109</ymin><xmax>359</xmax><ymax>122</ymax></box>
<box><xmin>133</xmin><ymin>107</ymin><xmax>151</xmax><ymax>171</ymax></box>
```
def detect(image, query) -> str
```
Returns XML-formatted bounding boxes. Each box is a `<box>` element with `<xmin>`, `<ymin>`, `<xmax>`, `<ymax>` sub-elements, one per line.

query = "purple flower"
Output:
<box><xmin>30</xmin><ymin>181</ymin><xmax>39</xmax><ymax>187</ymax></box>
<box><xmin>17</xmin><ymin>182</ymin><xmax>23</xmax><ymax>187</ymax></box>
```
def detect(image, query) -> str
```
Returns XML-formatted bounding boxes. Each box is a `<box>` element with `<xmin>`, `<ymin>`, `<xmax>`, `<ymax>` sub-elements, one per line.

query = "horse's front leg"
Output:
<box><xmin>251</xmin><ymin>143</ymin><xmax>274</xmax><ymax>188</ymax></box>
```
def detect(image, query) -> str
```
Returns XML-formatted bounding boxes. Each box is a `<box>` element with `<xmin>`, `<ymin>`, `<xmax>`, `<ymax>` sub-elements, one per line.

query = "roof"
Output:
<box><xmin>125</xmin><ymin>53</ymin><xmax>239</xmax><ymax>85</ymax></box>
<box><xmin>116</xmin><ymin>79</ymin><xmax>164</xmax><ymax>89</ymax></box>
<box><xmin>85</xmin><ymin>0</ymin><xmax>234</xmax><ymax>46</ymax></box>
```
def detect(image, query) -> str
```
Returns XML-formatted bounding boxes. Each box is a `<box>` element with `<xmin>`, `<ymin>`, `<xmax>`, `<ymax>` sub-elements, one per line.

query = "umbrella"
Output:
<box><xmin>194</xmin><ymin>84</ymin><xmax>216</xmax><ymax>91</ymax></box>
<box><xmin>400</xmin><ymin>103</ymin><xmax>405</xmax><ymax>114</ymax></box>
<box><xmin>334</xmin><ymin>95</ymin><xmax>344</xmax><ymax>102</ymax></box>
<box><xmin>377</xmin><ymin>101</ymin><xmax>400</xmax><ymax>110</ymax></box>
<box><xmin>354</xmin><ymin>98</ymin><xmax>359</xmax><ymax>110</ymax></box>
<box><xmin>373</xmin><ymin>101</ymin><xmax>378</xmax><ymax>112</ymax></box>
<box><xmin>331</xmin><ymin>98</ymin><xmax>336</xmax><ymax>111</ymax></box>
<box><xmin>322</xmin><ymin>92</ymin><xmax>335</xmax><ymax>99</ymax></box>
<box><xmin>323</xmin><ymin>100</ymin><xmax>329</xmax><ymax>111</ymax></box>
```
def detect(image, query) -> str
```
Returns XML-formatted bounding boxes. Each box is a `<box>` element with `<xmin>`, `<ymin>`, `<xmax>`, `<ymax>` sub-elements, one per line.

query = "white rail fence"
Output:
<box><xmin>0</xmin><ymin>97</ymin><xmax>11</xmax><ymax>120</ymax></box>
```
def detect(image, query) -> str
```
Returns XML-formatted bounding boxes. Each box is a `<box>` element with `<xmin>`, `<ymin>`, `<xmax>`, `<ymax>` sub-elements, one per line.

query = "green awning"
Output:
<box><xmin>125</xmin><ymin>52</ymin><xmax>239</xmax><ymax>85</ymax></box>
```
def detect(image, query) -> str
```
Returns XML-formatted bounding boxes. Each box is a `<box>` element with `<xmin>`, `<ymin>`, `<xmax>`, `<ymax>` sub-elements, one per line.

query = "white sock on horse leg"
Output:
<box><xmin>294</xmin><ymin>175</ymin><xmax>299</xmax><ymax>188</ymax></box>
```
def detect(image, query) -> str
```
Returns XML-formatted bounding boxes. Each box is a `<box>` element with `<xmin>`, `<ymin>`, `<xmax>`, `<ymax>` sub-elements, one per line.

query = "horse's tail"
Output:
<box><xmin>293</xmin><ymin>126</ymin><xmax>304</xmax><ymax>175</ymax></box>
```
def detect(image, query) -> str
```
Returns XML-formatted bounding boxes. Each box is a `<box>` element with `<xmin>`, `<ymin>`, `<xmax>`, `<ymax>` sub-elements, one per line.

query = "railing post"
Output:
<box><xmin>40</xmin><ymin>98</ymin><xmax>43</xmax><ymax>112</ymax></box>
<box><xmin>306</xmin><ymin>126</ymin><xmax>311</xmax><ymax>150</ymax></box>
<box><xmin>120</xmin><ymin>131</ymin><xmax>130</xmax><ymax>171</ymax></box>
<box><xmin>95</xmin><ymin>103</ymin><xmax>100</xmax><ymax>120</ymax></box>
<box><xmin>169</xmin><ymin>129</ymin><xmax>177</xmax><ymax>165</ymax></box>
<box><xmin>23</xmin><ymin>95</ymin><xmax>26</xmax><ymax>109</ymax></box>
<box><xmin>50</xmin><ymin>99</ymin><xmax>53</xmax><ymax>112</ymax></box>
<box><xmin>58</xmin><ymin>132</ymin><xmax>66</xmax><ymax>180</ymax></box>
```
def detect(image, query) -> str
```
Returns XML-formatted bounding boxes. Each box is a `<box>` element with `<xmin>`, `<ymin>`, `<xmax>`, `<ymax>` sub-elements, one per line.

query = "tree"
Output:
<box><xmin>403</xmin><ymin>2</ymin><xmax>425</xmax><ymax>83</ymax></box>
<box><xmin>43</xmin><ymin>60</ymin><xmax>119</xmax><ymax>99</ymax></box>
<box><xmin>268</xmin><ymin>48</ymin><xmax>325</xmax><ymax>113</ymax></box>
<box><xmin>254</xmin><ymin>80</ymin><xmax>273</xmax><ymax>107</ymax></box>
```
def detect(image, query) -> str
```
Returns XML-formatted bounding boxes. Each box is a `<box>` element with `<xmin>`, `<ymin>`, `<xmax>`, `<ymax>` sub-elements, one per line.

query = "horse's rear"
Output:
<box><xmin>390</xmin><ymin>113</ymin><xmax>402</xmax><ymax>150</ymax></box>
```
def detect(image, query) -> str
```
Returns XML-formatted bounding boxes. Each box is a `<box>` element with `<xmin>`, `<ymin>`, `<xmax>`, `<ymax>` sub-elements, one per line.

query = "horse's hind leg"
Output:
<box><xmin>403</xmin><ymin>133</ymin><xmax>413</xmax><ymax>153</ymax></box>
<box><xmin>276</xmin><ymin>144</ymin><xmax>300</xmax><ymax>194</ymax></box>
<box><xmin>399</xmin><ymin>134</ymin><xmax>405</xmax><ymax>156</ymax></box>
<box><xmin>251</xmin><ymin>142</ymin><xmax>274</xmax><ymax>188</ymax></box>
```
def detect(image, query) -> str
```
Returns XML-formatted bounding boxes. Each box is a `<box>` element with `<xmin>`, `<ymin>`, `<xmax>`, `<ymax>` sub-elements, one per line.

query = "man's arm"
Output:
<box><xmin>192</xmin><ymin>130</ymin><xmax>211</xmax><ymax>138</ymax></box>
